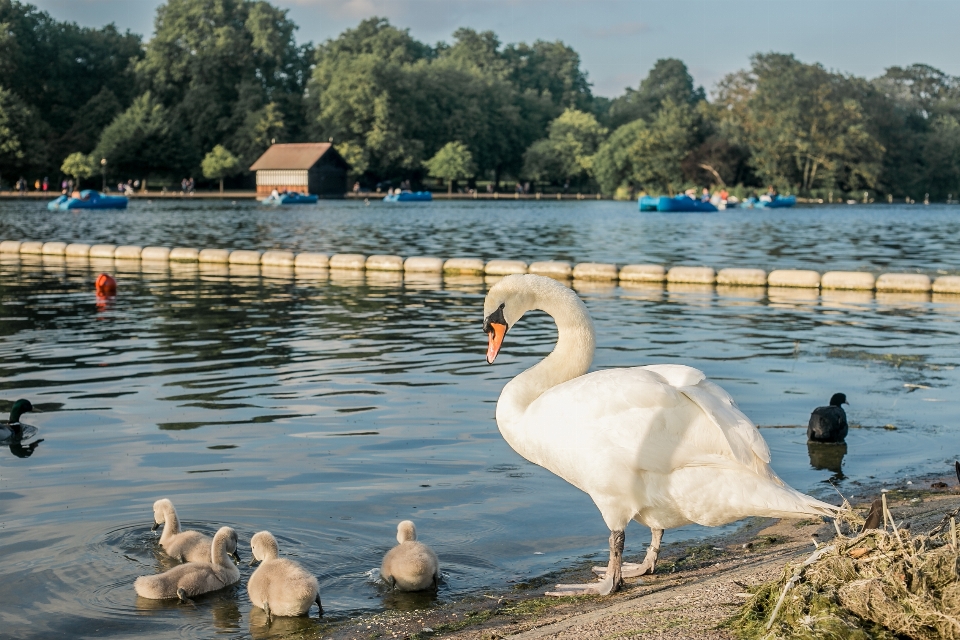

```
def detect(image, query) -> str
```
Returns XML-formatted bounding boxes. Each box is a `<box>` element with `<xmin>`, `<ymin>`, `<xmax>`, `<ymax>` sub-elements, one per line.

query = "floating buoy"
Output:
<box><xmin>96</xmin><ymin>273</ymin><xmax>117</xmax><ymax>296</ymax></box>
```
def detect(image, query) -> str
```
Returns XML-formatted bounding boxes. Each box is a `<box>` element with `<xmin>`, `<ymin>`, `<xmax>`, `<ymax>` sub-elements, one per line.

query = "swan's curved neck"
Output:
<box><xmin>160</xmin><ymin>508</ymin><xmax>181</xmax><ymax>542</ymax></box>
<box><xmin>213</xmin><ymin>535</ymin><xmax>231</xmax><ymax>566</ymax></box>
<box><xmin>497</xmin><ymin>286</ymin><xmax>595</xmax><ymax>427</ymax></box>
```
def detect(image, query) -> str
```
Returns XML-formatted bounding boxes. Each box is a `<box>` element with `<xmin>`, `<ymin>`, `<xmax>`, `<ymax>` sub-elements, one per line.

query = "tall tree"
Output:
<box><xmin>0</xmin><ymin>84</ymin><xmax>44</xmax><ymax>184</ymax></box>
<box><xmin>135</xmin><ymin>0</ymin><xmax>312</xmax><ymax>174</ymax></box>
<box><xmin>424</xmin><ymin>141</ymin><xmax>476</xmax><ymax>193</ymax></box>
<box><xmin>593</xmin><ymin>99</ymin><xmax>698</xmax><ymax>194</ymax></box>
<box><xmin>870</xmin><ymin>64</ymin><xmax>960</xmax><ymax>199</ymax></box>
<box><xmin>523</xmin><ymin>109</ymin><xmax>607</xmax><ymax>186</ymax></box>
<box><xmin>92</xmin><ymin>92</ymin><xmax>192</xmax><ymax>180</ymax></box>
<box><xmin>0</xmin><ymin>0</ymin><xmax>142</xmax><ymax>172</ymax></box>
<box><xmin>607</xmin><ymin>58</ymin><xmax>706</xmax><ymax>129</ymax></box>
<box><xmin>716</xmin><ymin>53</ymin><xmax>883</xmax><ymax>193</ymax></box>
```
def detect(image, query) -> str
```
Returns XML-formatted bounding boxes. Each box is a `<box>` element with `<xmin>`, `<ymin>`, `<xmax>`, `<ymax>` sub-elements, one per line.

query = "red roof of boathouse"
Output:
<box><xmin>249</xmin><ymin>143</ymin><xmax>335</xmax><ymax>171</ymax></box>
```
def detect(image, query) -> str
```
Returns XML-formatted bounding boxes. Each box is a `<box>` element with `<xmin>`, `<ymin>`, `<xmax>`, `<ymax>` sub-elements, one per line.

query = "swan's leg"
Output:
<box><xmin>315</xmin><ymin>594</ymin><xmax>324</xmax><ymax>617</ymax></box>
<box><xmin>263</xmin><ymin>601</ymin><xmax>272</xmax><ymax>623</ymax></box>
<box><xmin>546</xmin><ymin>529</ymin><xmax>624</xmax><ymax>597</ymax></box>
<box><xmin>594</xmin><ymin>528</ymin><xmax>662</xmax><ymax>578</ymax></box>
<box><xmin>176</xmin><ymin>588</ymin><xmax>193</xmax><ymax>605</ymax></box>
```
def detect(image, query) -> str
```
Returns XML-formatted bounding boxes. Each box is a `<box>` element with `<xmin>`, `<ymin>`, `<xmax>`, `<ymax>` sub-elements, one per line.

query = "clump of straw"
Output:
<box><xmin>731</xmin><ymin>496</ymin><xmax>960</xmax><ymax>640</ymax></box>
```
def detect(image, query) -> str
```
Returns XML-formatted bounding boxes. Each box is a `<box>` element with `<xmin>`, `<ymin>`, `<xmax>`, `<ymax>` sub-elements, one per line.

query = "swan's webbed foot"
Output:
<box><xmin>546</xmin><ymin>572</ymin><xmax>618</xmax><ymax>597</ymax></box>
<box><xmin>546</xmin><ymin>529</ymin><xmax>624</xmax><ymax>597</ymax></box>
<box><xmin>176</xmin><ymin>588</ymin><xmax>194</xmax><ymax>605</ymax></box>
<box><xmin>593</xmin><ymin>560</ymin><xmax>654</xmax><ymax>578</ymax></box>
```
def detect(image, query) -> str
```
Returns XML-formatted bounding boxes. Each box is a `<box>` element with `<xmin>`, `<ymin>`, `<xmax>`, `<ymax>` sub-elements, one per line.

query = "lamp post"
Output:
<box><xmin>100</xmin><ymin>158</ymin><xmax>107</xmax><ymax>192</ymax></box>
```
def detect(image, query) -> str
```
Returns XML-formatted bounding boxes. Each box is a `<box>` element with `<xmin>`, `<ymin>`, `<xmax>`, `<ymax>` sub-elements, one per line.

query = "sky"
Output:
<box><xmin>31</xmin><ymin>0</ymin><xmax>960</xmax><ymax>98</ymax></box>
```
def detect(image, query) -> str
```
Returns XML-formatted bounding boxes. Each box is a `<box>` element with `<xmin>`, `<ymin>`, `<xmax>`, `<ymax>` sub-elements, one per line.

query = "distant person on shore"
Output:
<box><xmin>17</xmin><ymin>177</ymin><xmax>26</xmax><ymax>195</ymax></box>
<box><xmin>353</xmin><ymin>181</ymin><xmax>360</xmax><ymax>194</ymax></box>
<box><xmin>42</xmin><ymin>177</ymin><xmax>48</xmax><ymax>192</ymax></box>
<box><xmin>701</xmin><ymin>187</ymin><xmax>710</xmax><ymax>202</ymax></box>
<box><xmin>34</xmin><ymin>179</ymin><xmax>40</xmax><ymax>191</ymax></box>
<box><xmin>719</xmin><ymin>188</ymin><xmax>729</xmax><ymax>202</ymax></box>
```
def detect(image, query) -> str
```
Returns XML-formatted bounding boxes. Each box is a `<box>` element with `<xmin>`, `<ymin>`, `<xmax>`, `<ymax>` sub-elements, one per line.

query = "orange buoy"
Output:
<box><xmin>96</xmin><ymin>273</ymin><xmax>117</xmax><ymax>296</ymax></box>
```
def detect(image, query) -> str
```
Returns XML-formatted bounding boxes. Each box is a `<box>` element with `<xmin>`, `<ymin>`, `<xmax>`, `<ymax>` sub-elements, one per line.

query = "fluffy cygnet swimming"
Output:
<box><xmin>151</xmin><ymin>498</ymin><xmax>212</xmax><ymax>563</ymax></box>
<box><xmin>380</xmin><ymin>520</ymin><xmax>440</xmax><ymax>592</ymax></box>
<box><xmin>248</xmin><ymin>531</ymin><xmax>322</xmax><ymax>618</ymax></box>
<box><xmin>135</xmin><ymin>526</ymin><xmax>241</xmax><ymax>602</ymax></box>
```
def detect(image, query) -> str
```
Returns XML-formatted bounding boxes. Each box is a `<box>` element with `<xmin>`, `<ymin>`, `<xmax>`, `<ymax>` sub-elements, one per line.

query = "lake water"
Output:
<box><xmin>2</xmin><ymin>199</ymin><xmax>960</xmax><ymax>638</ymax></box>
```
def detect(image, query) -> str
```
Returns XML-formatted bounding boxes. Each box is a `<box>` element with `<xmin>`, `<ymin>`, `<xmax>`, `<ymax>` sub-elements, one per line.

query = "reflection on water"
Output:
<box><xmin>807</xmin><ymin>442</ymin><xmax>848</xmax><ymax>480</ymax></box>
<box><xmin>2</xmin><ymin>203</ymin><xmax>960</xmax><ymax>637</ymax></box>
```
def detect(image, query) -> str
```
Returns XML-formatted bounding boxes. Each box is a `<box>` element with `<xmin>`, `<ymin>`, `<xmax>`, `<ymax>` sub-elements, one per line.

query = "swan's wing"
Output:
<box><xmin>522</xmin><ymin>368</ymin><xmax>731</xmax><ymax>476</ymax></box>
<box><xmin>641</xmin><ymin>364</ymin><xmax>771</xmax><ymax>465</ymax></box>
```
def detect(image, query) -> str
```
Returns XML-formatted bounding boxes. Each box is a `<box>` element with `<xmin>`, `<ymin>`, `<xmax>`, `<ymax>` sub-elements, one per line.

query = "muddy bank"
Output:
<box><xmin>311</xmin><ymin>470</ymin><xmax>960</xmax><ymax>640</ymax></box>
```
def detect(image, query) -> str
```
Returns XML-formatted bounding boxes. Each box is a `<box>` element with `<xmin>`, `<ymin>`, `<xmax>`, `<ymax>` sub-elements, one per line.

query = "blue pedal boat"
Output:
<box><xmin>47</xmin><ymin>190</ymin><xmax>128</xmax><ymax>211</ymax></box>
<box><xmin>751</xmin><ymin>195</ymin><xmax>797</xmax><ymax>209</ymax></box>
<box><xmin>382</xmin><ymin>191</ymin><xmax>433</xmax><ymax>202</ymax></box>
<box><xmin>639</xmin><ymin>195</ymin><xmax>717</xmax><ymax>213</ymax></box>
<box><xmin>261</xmin><ymin>191</ymin><xmax>319</xmax><ymax>205</ymax></box>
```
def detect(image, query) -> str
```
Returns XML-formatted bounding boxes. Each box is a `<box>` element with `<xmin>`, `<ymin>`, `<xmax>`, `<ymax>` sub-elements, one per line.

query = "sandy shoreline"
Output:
<box><xmin>315</xmin><ymin>468</ymin><xmax>960</xmax><ymax>640</ymax></box>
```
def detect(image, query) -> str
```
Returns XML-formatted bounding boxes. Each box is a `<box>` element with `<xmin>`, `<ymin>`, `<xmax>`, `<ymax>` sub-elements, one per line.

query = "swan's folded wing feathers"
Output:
<box><xmin>676</xmin><ymin>380</ymin><xmax>771</xmax><ymax>465</ymax></box>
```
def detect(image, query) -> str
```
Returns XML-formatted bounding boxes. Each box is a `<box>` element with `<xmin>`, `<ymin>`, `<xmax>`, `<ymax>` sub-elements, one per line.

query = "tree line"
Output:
<box><xmin>1</xmin><ymin>0</ymin><xmax>959</xmax><ymax>199</ymax></box>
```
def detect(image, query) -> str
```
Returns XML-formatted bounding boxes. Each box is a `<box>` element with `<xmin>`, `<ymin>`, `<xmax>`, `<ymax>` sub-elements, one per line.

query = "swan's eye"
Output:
<box><xmin>482</xmin><ymin>304</ymin><xmax>507</xmax><ymax>335</ymax></box>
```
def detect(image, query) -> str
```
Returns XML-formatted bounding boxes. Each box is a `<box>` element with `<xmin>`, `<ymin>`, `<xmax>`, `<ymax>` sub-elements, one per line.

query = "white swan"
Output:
<box><xmin>380</xmin><ymin>520</ymin><xmax>440</xmax><ymax>591</ymax></box>
<box><xmin>150</xmin><ymin>498</ymin><xmax>212</xmax><ymax>563</ymax></box>
<box><xmin>481</xmin><ymin>274</ymin><xmax>840</xmax><ymax>596</ymax></box>
<box><xmin>248</xmin><ymin>531</ymin><xmax>323</xmax><ymax>619</ymax></box>
<box><xmin>135</xmin><ymin>526</ymin><xmax>241</xmax><ymax>601</ymax></box>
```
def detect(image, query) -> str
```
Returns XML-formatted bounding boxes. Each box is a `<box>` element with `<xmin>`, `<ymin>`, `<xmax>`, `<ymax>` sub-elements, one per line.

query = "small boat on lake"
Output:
<box><xmin>639</xmin><ymin>195</ymin><xmax>717</xmax><ymax>213</ymax></box>
<box><xmin>743</xmin><ymin>195</ymin><xmax>797</xmax><ymax>209</ymax></box>
<box><xmin>261</xmin><ymin>191</ymin><xmax>319</xmax><ymax>205</ymax></box>
<box><xmin>383</xmin><ymin>191</ymin><xmax>432</xmax><ymax>203</ymax></box>
<box><xmin>47</xmin><ymin>190</ymin><xmax>128</xmax><ymax>211</ymax></box>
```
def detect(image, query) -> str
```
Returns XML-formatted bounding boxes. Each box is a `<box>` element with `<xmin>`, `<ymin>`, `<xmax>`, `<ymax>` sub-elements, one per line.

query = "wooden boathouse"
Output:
<box><xmin>249</xmin><ymin>143</ymin><xmax>349</xmax><ymax>198</ymax></box>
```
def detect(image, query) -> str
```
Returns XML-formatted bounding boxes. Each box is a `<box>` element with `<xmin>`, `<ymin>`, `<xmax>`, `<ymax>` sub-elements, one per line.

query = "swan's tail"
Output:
<box><xmin>673</xmin><ymin>466</ymin><xmax>844</xmax><ymax>526</ymax></box>
<box><xmin>134</xmin><ymin>574</ymin><xmax>175</xmax><ymax>599</ymax></box>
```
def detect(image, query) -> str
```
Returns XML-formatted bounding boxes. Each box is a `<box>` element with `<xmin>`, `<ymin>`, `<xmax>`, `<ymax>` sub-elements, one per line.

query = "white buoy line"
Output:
<box><xmin>1</xmin><ymin>239</ymin><xmax>958</xmax><ymax>294</ymax></box>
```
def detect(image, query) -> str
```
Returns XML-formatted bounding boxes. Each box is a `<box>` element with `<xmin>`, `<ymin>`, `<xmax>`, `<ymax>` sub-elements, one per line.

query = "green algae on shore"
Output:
<box><xmin>730</xmin><ymin>511</ymin><xmax>960</xmax><ymax>640</ymax></box>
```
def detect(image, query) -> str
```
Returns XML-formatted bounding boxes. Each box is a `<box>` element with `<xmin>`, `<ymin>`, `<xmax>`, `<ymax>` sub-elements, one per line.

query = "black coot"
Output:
<box><xmin>808</xmin><ymin>393</ymin><xmax>848</xmax><ymax>443</ymax></box>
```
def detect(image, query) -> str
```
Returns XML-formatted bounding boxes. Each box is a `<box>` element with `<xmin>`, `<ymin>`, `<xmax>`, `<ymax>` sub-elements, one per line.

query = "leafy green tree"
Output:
<box><xmin>924</xmin><ymin>115</ymin><xmax>960</xmax><ymax>198</ymax></box>
<box><xmin>592</xmin><ymin>120</ymin><xmax>644</xmax><ymax>194</ymax></box>
<box><xmin>0</xmin><ymin>84</ymin><xmax>43</xmax><ymax>186</ymax></box>
<box><xmin>136</xmin><ymin>0</ymin><xmax>311</xmax><ymax>174</ymax></box>
<box><xmin>201</xmin><ymin>145</ymin><xmax>241</xmax><ymax>193</ymax></box>
<box><xmin>60</xmin><ymin>152</ymin><xmax>95</xmax><ymax>183</ymax></box>
<box><xmin>92</xmin><ymin>92</ymin><xmax>191</xmax><ymax>179</ymax></box>
<box><xmin>607</xmin><ymin>59</ymin><xmax>706</xmax><ymax>129</ymax></box>
<box><xmin>592</xmin><ymin>99</ymin><xmax>697</xmax><ymax>194</ymax></box>
<box><xmin>308</xmin><ymin>18</ymin><xmax>429</xmax><ymax>177</ymax></box>
<box><xmin>522</xmin><ymin>109</ymin><xmax>607</xmax><ymax>186</ymax></box>
<box><xmin>232</xmin><ymin>102</ymin><xmax>285</xmax><ymax>167</ymax></box>
<box><xmin>870</xmin><ymin>64</ymin><xmax>960</xmax><ymax>199</ymax></box>
<box><xmin>717</xmin><ymin>54</ymin><xmax>883</xmax><ymax>194</ymax></box>
<box><xmin>336</xmin><ymin>141</ymin><xmax>369</xmax><ymax>178</ymax></box>
<box><xmin>0</xmin><ymin>0</ymin><xmax>142</xmax><ymax>170</ymax></box>
<box><xmin>424</xmin><ymin>141</ymin><xmax>476</xmax><ymax>193</ymax></box>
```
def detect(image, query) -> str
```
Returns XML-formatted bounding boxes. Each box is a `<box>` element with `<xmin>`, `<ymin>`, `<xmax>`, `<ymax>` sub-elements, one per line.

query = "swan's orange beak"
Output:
<box><xmin>486</xmin><ymin>322</ymin><xmax>507</xmax><ymax>364</ymax></box>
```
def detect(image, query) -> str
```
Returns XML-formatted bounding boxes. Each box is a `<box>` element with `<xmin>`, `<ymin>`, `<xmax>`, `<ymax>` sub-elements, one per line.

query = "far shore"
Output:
<box><xmin>0</xmin><ymin>191</ymin><xmax>888</xmax><ymax>204</ymax></box>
